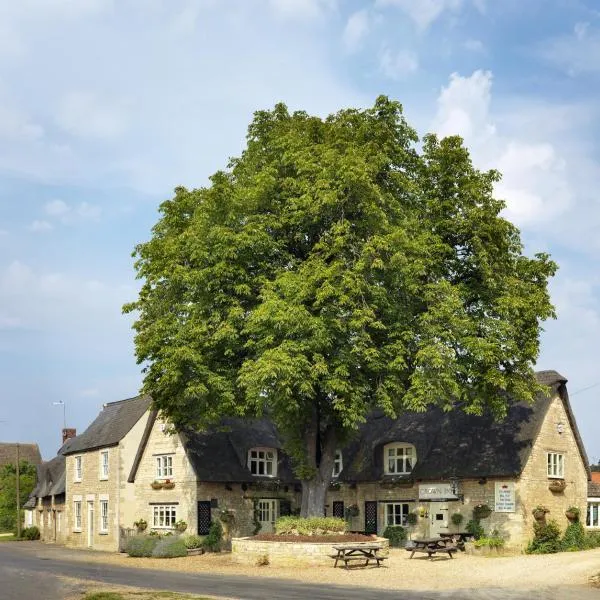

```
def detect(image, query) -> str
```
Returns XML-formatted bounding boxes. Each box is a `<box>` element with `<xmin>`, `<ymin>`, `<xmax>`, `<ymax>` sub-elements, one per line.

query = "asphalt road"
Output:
<box><xmin>0</xmin><ymin>543</ymin><xmax>598</xmax><ymax>600</ymax></box>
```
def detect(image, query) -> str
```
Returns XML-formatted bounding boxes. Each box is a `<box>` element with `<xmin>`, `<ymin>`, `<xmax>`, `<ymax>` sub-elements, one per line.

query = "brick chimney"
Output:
<box><xmin>62</xmin><ymin>428</ymin><xmax>76</xmax><ymax>444</ymax></box>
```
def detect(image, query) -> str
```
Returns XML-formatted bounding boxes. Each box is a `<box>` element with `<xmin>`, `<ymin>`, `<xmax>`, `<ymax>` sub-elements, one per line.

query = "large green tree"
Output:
<box><xmin>125</xmin><ymin>97</ymin><xmax>556</xmax><ymax>516</ymax></box>
<box><xmin>0</xmin><ymin>461</ymin><xmax>37</xmax><ymax>532</ymax></box>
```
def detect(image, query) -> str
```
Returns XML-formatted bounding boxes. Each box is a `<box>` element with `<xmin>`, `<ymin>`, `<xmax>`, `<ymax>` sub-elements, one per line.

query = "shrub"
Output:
<box><xmin>474</xmin><ymin>530</ymin><xmax>505</xmax><ymax>549</ymax></box>
<box><xmin>152</xmin><ymin>536</ymin><xmax>188</xmax><ymax>558</ymax></box>
<box><xmin>585</xmin><ymin>531</ymin><xmax>600</xmax><ymax>549</ymax></box>
<box><xmin>125</xmin><ymin>535</ymin><xmax>160</xmax><ymax>557</ymax></box>
<box><xmin>182</xmin><ymin>534</ymin><xmax>203</xmax><ymax>549</ymax></box>
<box><xmin>451</xmin><ymin>513</ymin><xmax>464</xmax><ymax>527</ymax></box>
<box><xmin>561</xmin><ymin>521</ymin><xmax>585</xmax><ymax>551</ymax></box>
<box><xmin>202</xmin><ymin>519</ymin><xmax>223</xmax><ymax>552</ymax></box>
<box><xmin>383</xmin><ymin>525</ymin><xmax>407</xmax><ymax>547</ymax></box>
<box><xmin>256</xmin><ymin>553</ymin><xmax>269</xmax><ymax>566</ymax></box>
<box><xmin>465</xmin><ymin>519</ymin><xmax>484</xmax><ymax>540</ymax></box>
<box><xmin>20</xmin><ymin>526</ymin><xmax>40</xmax><ymax>540</ymax></box>
<box><xmin>274</xmin><ymin>516</ymin><xmax>347</xmax><ymax>536</ymax></box>
<box><xmin>526</xmin><ymin>519</ymin><xmax>561</xmax><ymax>554</ymax></box>
<box><xmin>406</xmin><ymin>512</ymin><xmax>418</xmax><ymax>526</ymax></box>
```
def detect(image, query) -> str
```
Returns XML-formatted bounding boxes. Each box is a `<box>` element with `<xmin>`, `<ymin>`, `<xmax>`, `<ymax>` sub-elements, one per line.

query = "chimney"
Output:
<box><xmin>62</xmin><ymin>428</ymin><xmax>76</xmax><ymax>444</ymax></box>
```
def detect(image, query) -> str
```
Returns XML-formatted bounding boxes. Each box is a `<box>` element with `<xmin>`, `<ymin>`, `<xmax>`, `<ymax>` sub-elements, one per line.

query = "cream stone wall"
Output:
<box><xmin>132</xmin><ymin>415</ymin><xmax>198</xmax><ymax>535</ymax></box>
<box><xmin>517</xmin><ymin>391</ymin><xmax>589</xmax><ymax>545</ymax></box>
<box><xmin>31</xmin><ymin>496</ymin><xmax>66</xmax><ymax>544</ymax></box>
<box><xmin>64</xmin><ymin>446</ymin><xmax>120</xmax><ymax>551</ymax></box>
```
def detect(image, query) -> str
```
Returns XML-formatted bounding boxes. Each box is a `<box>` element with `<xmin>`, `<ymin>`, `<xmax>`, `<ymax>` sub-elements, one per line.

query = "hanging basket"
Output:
<box><xmin>548</xmin><ymin>479</ymin><xmax>566</xmax><ymax>493</ymax></box>
<box><xmin>473</xmin><ymin>504</ymin><xmax>492</xmax><ymax>520</ymax></box>
<box><xmin>151</xmin><ymin>481</ymin><xmax>163</xmax><ymax>490</ymax></box>
<box><xmin>162</xmin><ymin>481</ymin><xmax>175</xmax><ymax>490</ymax></box>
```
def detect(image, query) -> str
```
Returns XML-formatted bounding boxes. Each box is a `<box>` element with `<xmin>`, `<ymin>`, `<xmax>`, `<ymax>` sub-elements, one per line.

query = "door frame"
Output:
<box><xmin>87</xmin><ymin>501</ymin><xmax>94</xmax><ymax>547</ymax></box>
<box><xmin>257</xmin><ymin>499</ymin><xmax>278</xmax><ymax>534</ymax></box>
<box><xmin>429</xmin><ymin>502</ymin><xmax>450</xmax><ymax>537</ymax></box>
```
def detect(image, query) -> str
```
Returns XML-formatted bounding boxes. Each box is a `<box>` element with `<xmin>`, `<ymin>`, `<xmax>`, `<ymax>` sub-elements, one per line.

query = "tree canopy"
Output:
<box><xmin>125</xmin><ymin>97</ymin><xmax>556</xmax><ymax>515</ymax></box>
<box><xmin>0</xmin><ymin>461</ymin><xmax>37</xmax><ymax>532</ymax></box>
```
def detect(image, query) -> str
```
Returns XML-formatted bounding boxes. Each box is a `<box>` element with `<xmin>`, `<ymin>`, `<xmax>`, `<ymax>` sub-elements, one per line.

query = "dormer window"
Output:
<box><xmin>248</xmin><ymin>448</ymin><xmax>277</xmax><ymax>477</ymax></box>
<box><xmin>384</xmin><ymin>443</ymin><xmax>416</xmax><ymax>475</ymax></box>
<box><xmin>332</xmin><ymin>450</ymin><xmax>343</xmax><ymax>478</ymax></box>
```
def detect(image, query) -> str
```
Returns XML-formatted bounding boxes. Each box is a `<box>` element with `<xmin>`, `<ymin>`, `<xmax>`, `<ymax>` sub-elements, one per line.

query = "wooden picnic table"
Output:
<box><xmin>406</xmin><ymin>537</ymin><xmax>458</xmax><ymax>560</ymax></box>
<box><xmin>330</xmin><ymin>543</ymin><xmax>388</xmax><ymax>569</ymax></box>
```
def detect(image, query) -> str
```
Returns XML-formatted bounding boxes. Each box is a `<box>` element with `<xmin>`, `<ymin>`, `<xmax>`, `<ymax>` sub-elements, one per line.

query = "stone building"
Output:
<box><xmin>31</xmin><ymin>369</ymin><xmax>591</xmax><ymax>552</ymax></box>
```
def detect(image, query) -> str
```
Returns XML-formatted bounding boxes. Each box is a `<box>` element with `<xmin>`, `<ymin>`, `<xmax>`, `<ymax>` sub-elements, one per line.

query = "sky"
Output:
<box><xmin>0</xmin><ymin>0</ymin><xmax>599</xmax><ymax>463</ymax></box>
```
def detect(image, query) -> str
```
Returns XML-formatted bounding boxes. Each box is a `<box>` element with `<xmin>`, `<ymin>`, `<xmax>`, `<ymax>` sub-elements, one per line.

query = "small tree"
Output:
<box><xmin>126</xmin><ymin>98</ymin><xmax>556</xmax><ymax>517</ymax></box>
<box><xmin>0</xmin><ymin>461</ymin><xmax>37</xmax><ymax>532</ymax></box>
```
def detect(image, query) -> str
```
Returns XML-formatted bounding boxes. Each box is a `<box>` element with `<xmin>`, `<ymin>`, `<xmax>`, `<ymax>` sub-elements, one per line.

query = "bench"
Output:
<box><xmin>406</xmin><ymin>545</ymin><xmax>458</xmax><ymax>560</ymax></box>
<box><xmin>329</xmin><ymin>554</ymin><xmax>388</xmax><ymax>569</ymax></box>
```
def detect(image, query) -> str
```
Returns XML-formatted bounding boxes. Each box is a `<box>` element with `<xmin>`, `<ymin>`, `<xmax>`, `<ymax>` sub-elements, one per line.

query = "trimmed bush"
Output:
<box><xmin>274</xmin><ymin>516</ymin><xmax>347</xmax><ymax>536</ymax></box>
<box><xmin>152</xmin><ymin>536</ymin><xmax>187</xmax><ymax>558</ymax></box>
<box><xmin>183</xmin><ymin>534</ymin><xmax>204</xmax><ymax>549</ymax></box>
<box><xmin>20</xmin><ymin>526</ymin><xmax>40</xmax><ymax>540</ymax></box>
<box><xmin>202</xmin><ymin>519</ymin><xmax>223</xmax><ymax>552</ymax></box>
<box><xmin>585</xmin><ymin>531</ymin><xmax>600</xmax><ymax>549</ymax></box>
<box><xmin>561</xmin><ymin>521</ymin><xmax>585</xmax><ymax>551</ymax></box>
<box><xmin>451</xmin><ymin>513</ymin><xmax>464</xmax><ymax>527</ymax></box>
<box><xmin>465</xmin><ymin>519</ymin><xmax>484</xmax><ymax>540</ymax></box>
<box><xmin>474</xmin><ymin>530</ymin><xmax>504</xmax><ymax>549</ymax></box>
<box><xmin>526</xmin><ymin>519</ymin><xmax>561</xmax><ymax>554</ymax></box>
<box><xmin>382</xmin><ymin>525</ymin><xmax>406</xmax><ymax>547</ymax></box>
<box><xmin>125</xmin><ymin>535</ymin><xmax>160</xmax><ymax>557</ymax></box>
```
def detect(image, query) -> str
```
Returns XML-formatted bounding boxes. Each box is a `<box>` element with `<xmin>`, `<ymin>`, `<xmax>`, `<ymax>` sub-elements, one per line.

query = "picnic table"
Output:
<box><xmin>439</xmin><ymin>532</ymin><xmax>475</xmax><ymax>551</ymax></box>
<box><xmin>330</xmin><ymin>544</ymin><xmax>388</xmax><ymax>569</ymax></box>
<box><xmin>406</xmin><ymin>537</ymin><xmax>458</xmax><ymax>560</ymax></box>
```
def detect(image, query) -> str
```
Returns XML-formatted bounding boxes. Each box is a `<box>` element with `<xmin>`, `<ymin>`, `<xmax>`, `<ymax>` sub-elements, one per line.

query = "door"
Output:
<box><xmin>257</xmin><ymin>499</ymin><xmax>277</xmax><ymax>534</ymax></box>
<box><xmin>364</xmin><ymin>501</ymin><xmax>378</xmax><ymax>534</ymax></box>
<box><xmin>429</xmin><ymin>502</ymin><xmax>449</xmax><ymax>537</ymax></box>
<box><xmin>332</xmin><ymin>501</ymin><xmax>344</xmax><ymax>519</ymax></box>
<box><xmin>87</xmin><ymin>501</ymin><xmax>94</xmax><ymax>548</ymax></box>
<box><xmin>197</xmin><ymin>501</ymin><xmax>211</xmax><ymax>535</ymax></box>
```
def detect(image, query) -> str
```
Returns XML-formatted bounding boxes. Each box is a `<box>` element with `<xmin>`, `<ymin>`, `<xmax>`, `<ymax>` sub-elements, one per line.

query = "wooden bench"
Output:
<box><xmin>406</xmin><ymin>545</ymin><xmax>458</xmax><ymax>559</ymax></box>
<box><xmin>329</xmin><ymin>554</ymin><xmax>388</xmax><ymax>569</ymax></box>
<box><xmin>330</xmin><ymin>544</ymin><xmax>388</xmax><ymax>569</ymax></box>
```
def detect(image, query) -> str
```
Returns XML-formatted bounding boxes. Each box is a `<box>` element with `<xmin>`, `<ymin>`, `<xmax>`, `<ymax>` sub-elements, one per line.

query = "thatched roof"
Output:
<box><xmin>0</xmin><ymin>443</ymin><xmax>42</xmax><ymax>468</ymax></box>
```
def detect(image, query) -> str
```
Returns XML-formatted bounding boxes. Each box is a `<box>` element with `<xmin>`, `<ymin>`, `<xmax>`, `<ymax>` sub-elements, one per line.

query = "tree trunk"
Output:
<box><xmin>300</xmin><ymin>476</ymin><xmax>328</xmax><ymax>517</ymax></box>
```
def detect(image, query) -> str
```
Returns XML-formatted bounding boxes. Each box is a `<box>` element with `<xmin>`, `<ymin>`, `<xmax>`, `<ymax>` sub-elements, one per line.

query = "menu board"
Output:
<box><xmin>494</xmin><ymin>481</ymin><xmax>516</xmax><ymax>513</ymax></box>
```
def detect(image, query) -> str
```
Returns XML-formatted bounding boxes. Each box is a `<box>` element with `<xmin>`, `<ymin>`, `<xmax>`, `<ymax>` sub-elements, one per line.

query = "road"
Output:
<box><xmin>0</xmin><ymin>543</ymin><xmax>598</xmax><ymax>600</ymax></box>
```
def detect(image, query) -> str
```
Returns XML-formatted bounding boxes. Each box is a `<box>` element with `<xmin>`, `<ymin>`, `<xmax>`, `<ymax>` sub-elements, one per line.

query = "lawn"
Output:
<box><xmin>0</xmin><ymin>533</ymin><xmax>17</xmax><ymax>542</ymax></box>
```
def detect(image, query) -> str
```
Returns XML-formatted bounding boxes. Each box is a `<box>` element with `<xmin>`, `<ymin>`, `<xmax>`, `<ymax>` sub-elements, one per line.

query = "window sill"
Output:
<box><xmin>99</xmin><ymin>531</ymin><xmax>109</xmax><ymax>535</ymax></box>
<box><xmin>99</xmin><ymin>477</ymin><xmax>109</xmax><ymax>481</ymax></box>
<box><xmin>547</xmin><ymin>475</ymin><xmax>565</xmax><ymax>479</ymax></box>
<box><xmin>73</xmin><ymin>479</ymin><xmax>82</xmax><ymax>483</ymax></box>
<box><xmin>73</xmin><ymin>528</ymin><xmax>82</xmax><ymax>533</ymax></box>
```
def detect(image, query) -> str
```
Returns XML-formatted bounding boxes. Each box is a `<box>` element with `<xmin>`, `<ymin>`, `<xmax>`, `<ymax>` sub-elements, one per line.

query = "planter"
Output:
<box><xmin>565</xmin><ymin>508</ymin><xmax>580</xmax><ymax>521</ymax></box>
<box><xmin>473</xmin><ymin>505</ymin><xmax>492</xmax><ymax>520</ymax></box>
<box><xmin>163</xmin><ymin>482</ymin><xmax>175</xmax><ymax>490</ymax></box>
<box><xmin>548</xmin><ymin>479</ymin><xmax>566</xmax><ymax>493</ymax></box>
<box><xmin>150</xmin><ymin>482</ymin><xmax>163</xmax><ymax>490</ymax></box>
<box><xmin>533</xmin><ymin>509</ymin><xmax>548</xmax><ymax>521</ymax></box>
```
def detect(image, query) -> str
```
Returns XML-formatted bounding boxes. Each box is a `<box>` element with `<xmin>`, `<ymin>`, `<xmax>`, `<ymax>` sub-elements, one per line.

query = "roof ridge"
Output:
<box><xmin>103</xmin><ymin>393</ymin><xmax>149</xmax><ymax>407</ymax></box>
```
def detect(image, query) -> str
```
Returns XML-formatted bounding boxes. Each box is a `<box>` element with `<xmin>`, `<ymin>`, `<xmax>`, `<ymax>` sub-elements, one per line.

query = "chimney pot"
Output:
<box><xmin>62</xmin><ymin>428</ymin><xmax>76</xmax><ymax>444</ymax></box>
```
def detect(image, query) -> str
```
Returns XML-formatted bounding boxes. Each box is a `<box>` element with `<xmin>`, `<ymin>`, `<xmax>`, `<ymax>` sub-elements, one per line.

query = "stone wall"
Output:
<box><xmin>232</xmin><ymin>536</ymin><xmax>389</xmax><ymax>566</ymax></box>
<box><xmin>32</xmin><ymin>496</ymin><xmax>66</xmax><ymax>544</ymax></box>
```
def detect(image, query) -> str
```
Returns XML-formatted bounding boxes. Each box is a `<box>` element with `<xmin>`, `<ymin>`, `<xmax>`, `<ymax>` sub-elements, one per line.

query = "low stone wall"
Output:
<box><xmin>231</xmin><ymin>536</ymin><xmax>389</xmax><ymax>566</ymax></box>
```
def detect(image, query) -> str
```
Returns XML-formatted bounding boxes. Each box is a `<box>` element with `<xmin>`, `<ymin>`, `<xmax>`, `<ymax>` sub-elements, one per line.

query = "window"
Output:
<box><xmin>25</xmin><ymin>511</ymin><xmax>33</xmax><ymax>527</ymax></box>
<box><xmin>100</xmin><ymin>451</ymin><xmax>109</xmax><ymax>480</ymax></box>
<box><xmin>74</xmin><ymin>501</ymin><xmax>82</xmax><ymax>530</ymax></box>
<box><xmin>332</xmin><ymin>450</ymin><xmax>343</xmax><ymax>478</ymax></box>
<box><xmin>384</xmin><ymin>443</ymin><xmax>416</xmax><ymax>475</ymax></box>
<box><xmin>248</xmin><ymin>448</ymin><xmax>277</xmax><ymax>477</ymax></box>
<box><xmin>385</xmin><ymin>502</ymin><xmax>410</xmax><ymax>526</ymax></box>
<box><xmin>547</xmin><ymin>452</ymin><xmax>564</xmax><ymax>478</ymax></box>
<box><xmin>74</xmin><ymin>456</ymin><xmax>82</xmax><ymax>481</ymax></box>
<box><xmin>153</xmin><ymin>504</ymin><xmax>177</xmax><ymax>528</ymax></box>
<box><xmin>588</xmin><ymin>503</ymin><xmax>600</xmax><ymax>528</ymax></box>
<box><xmin>100</xmin><ymin>500</ymin><xmax>109</xmax><ymax>532</ymax></box>
<box><xmin>156</xmin><ymin>455</ymin><xmax>173</xmax><ymax>479</ymax></box>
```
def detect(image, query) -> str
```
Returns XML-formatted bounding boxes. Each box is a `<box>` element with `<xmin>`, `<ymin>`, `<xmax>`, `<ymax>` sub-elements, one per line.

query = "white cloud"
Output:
<box><xmin>464</xmin><ymin>38</ymin><xmax>484</xmax><ymax>52</ymax></box>
<box><xmin>375</xmin><ymin>0</ymin><xmax>482</xmax><ymax>30</ymax></box>
<box><xmin>45</xmin><ymin>199</ymin><xmax>70</xmax><ymax>216</ymax></box>
<box><xmin>432</xmin><ymin>70</ymin><xmax>576</xmax><ymax>227</ymax></box>
<box><xmin>56</xmin><ymin>91</ymin><xmax>129</xmax><ymax>140</ymax></box>
<box><xmin>343</xmin><ymin>9</ymin><xmax>370</xmax><ymax>53</ymax></box>
<box><xmin>379</xmin><ymin>46</ymin><xmax>418</xmax><ymax>79</ymax></box>
<box><xmin>28</xmin><ymin>219</ymin><xmax>53</xmax><ymax>232</ymax></box>
<box><xmin>539</xmin><ymin>22</ymin><xmax>600</xmax><ymax>75</ymax></box>
<box><xmin>76</xmin><ymin>202</ymin><xmax>102</xmax><ymax>220</ymax></box>
<box><xmin>268</xmin><ymin>0</ymin><xmax>336</xmax><ymax>20</ymax></box>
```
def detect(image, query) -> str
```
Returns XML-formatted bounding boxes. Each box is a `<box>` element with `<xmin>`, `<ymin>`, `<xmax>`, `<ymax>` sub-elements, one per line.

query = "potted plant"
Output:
<box><xmin>532</xmin><ymin>505</ymin><xmax>549</xmax><ymax>521</ymax></box>
<box><xmin>473</xmin><ymin>504</ymin><xmax>492</xmax><ymax>520</ymax></box>
<box><xmin>548</xmin><ymin>479</ymin><xmax>566</xmax><ymax>492</ymax></box>
<box><xmin>565</xmin><ymin>506</ymin><xmax>580</xmax><ymax>521</ymax></box>
<box><xmin>134</xmin><ymin>518</ymin><xmax>148</xmax><ymax>532</ymax></box>
<box><xmin>451</xmin><ymin>513</ymin><xmax>464</xmax><ymax>529</ymax></box>
<box><xmin>162</xmin><ymin>479</ymin><xmax>175</xmax><ymax>490</ymax></box>
<box><xmin>175</xmin><ymin>519</ymin><xmax>188</xmax><ymax>533</ymax></box>
<box><xmin>150</xmin><ymin>480</ymin><xmax>163</xmax><ymax>490</ymax></box>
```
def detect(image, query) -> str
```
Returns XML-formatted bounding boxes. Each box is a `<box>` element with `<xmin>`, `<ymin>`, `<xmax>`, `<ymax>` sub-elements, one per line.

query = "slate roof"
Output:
<box><xmin>180</xmin><ymin>370</ymin><xmax>587</xmax><ymax>484</ymax></box>
<box><xmin>0</xmin><ymin>443</ymin><xmax>42</xmax><ymax>468</ymax></box>
<box><xmin>589</xmin><ymin>481</ymin><xmax>600</xmax><ymax>497</ymax></box>
<box><xmin>63</xmin><ymin>395</ymin><xmax>151</xmax><ymax>455</ymax></box>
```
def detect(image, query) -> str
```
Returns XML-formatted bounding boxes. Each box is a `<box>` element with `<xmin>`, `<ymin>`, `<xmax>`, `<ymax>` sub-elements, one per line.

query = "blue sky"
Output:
<box><xmin>1</xmin><ymin>0</ymin><xmax>599</xmax><ymax>462</ymax></box>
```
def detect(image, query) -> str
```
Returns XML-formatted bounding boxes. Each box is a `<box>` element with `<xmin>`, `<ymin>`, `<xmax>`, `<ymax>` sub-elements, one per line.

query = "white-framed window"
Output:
<box><xmin>156</xmin><ymin>455</ymin><xmax>173</xmax><ymax>479</ymax></box>
<box><xmin>587</xmin><ymin>502</ymin><xmax>600</xmax><ymax>528</ymax></box>
<box><xmin>152</xmin><ymin>504</ymin><xmax>177</xmax><ymax>528</ymax></box>
<box><xmin>99</xmin><ymin>450</ymin><xmax>109</xmax><ymax>480</ymax></box>
<box><xmin>385</xmin><ymin>502</ymin><xmax>410</xmax><ymax>526</ymax></box>
<box><xmin>25</xmin><ymin>511</ymin><xmax>33</xmax><ymax>527</ymax></box>
<box><xmin>100</xmin><ymin>500</ymin><xmax>109</xmax><ymax>533</ymax></box>
<box><xmin>547</xmin><ymin>452</ymin><xmax>564</xmax><ymax>478</ymax></box>
<box><xmin>74</xmin><ymin>456</ymin><xmax>83</xmax><ymax>482</ymax></box>
<box><xmin>332</xmin><ymin>450</ymin><xmax>343</xmax><ymax>478</ymax></box>
<box><xmin>384</xmin><ymin>443</ymin><xmax>416</xmax><ymax>475</ymax></box>
<box><xmin>74</xmin><ymin>501</ymin><xmax>82</xmax><ymax>530</ymax></box>
<box><xmin>248</xmin><ymin>447</ymin><xmax>277</xmax><ymax>477</ymax></box>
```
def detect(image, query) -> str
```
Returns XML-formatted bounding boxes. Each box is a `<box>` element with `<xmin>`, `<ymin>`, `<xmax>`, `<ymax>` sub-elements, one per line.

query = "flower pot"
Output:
<box><xmin>151</xmin><ymin>482</ymin><xmax>163</xmax><ymax>490</ymax></box>
<box><xmin>565</xmin><ymin>510</ymin><xmax>578</xmax><ymax>521</ymax></box>
<box><xmin>533</xmin><ymin>509</ymin><xmax>547</xmax><ymax>521</ymax></box>
<box><xmin>548</xmin><ymin>479</ymin><xmax>566</xmax><ymax>493</ymax></box>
